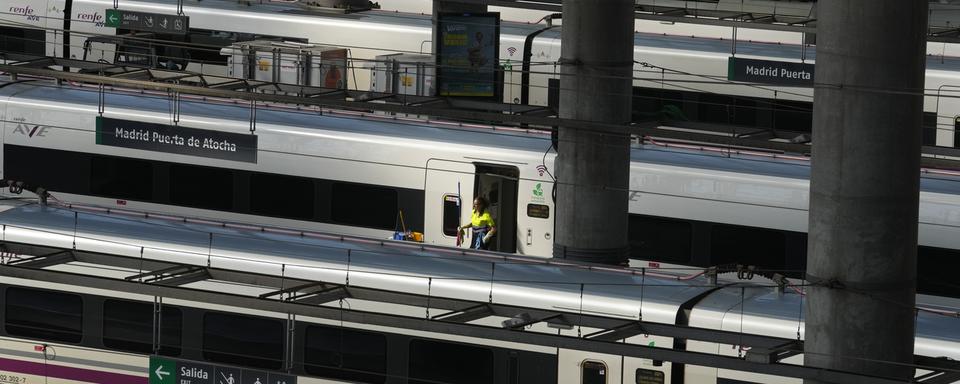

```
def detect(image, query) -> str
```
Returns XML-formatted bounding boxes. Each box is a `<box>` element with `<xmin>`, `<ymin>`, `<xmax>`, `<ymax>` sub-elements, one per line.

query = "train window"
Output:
<box><xmin>954</xmin><ymin>116</ymin><xmax>960</xmax><ymax>148</ymax></box>
<box><xmin>330</xmin><ymin>182</ymin><xmax>398</xmax><ymax>230</ymax></box>
<box><xmin>202</xmin><ymin>312</ymin><xmax>283</xmax><ymax>370</ymax></box>
<box><xmin>918</xmin><ymin>246</ymin><xmax>960</xmax><ymax>297</ymax></box>
<box><xmin>442</xmin><ymin>194</ymin><xmax>461</xmax><ymax>236</ymax></box>
<box><xmin>5</xmin><ymin>145</ymin><xmax>91</xmax><ymax>194</ymax></box>
<box><xmin>102</xmin><ymin>299</ymin><xmax>182</xmax><ymax>356</ymax></box>
<box><xmin>697</xmin><ymin>93</ymin><xmax>737</xmax><ymax>125</ymax></box>
<box><xmin>408</xmin><ymin>339</ymin><xmax>493</xmax><ymax>384</ymax></box>
<box><xmin>771</xmin><ymin>99</ymin><xmax>813</xmax><ymax>134</ymax></box>
<box><xmin>170</xmin><ymin>164</ymin><xmax>234</xmax><ymax>211</ymax></box>
<box><xmin>527</xmin><ymin>204</ymin><xmax>549</xmax><ymax>219</ymax></box>
<box><xmin>304</xmin><ymin>325</ymin><xmax>387</xmax><ymax>383</ymax></box>
<box><xmin>922</xmin><ymin>112</ymin><xmax>937</xmax><ymax>147</ymax></box>
<box><xmin>5</xmin><ymin>287</ymin><xmax>83</xmax><ymax>343</ymax></box>
<box><xmin>636</xmin><ymin>368</ymin><xmax>665</xmax><ymax>384</ymax></box>
<box><xmin>91</xmin><ymin>156</ymin><xmax>154</xmax><ymax>201</ymax></box>
<box><xmin>628</xmin><ymin>214</ymin><xmax>692</xmax><ymax>264</ymax></box>
<box><xmin>710</xmin><ymin>223</ymin><xmax>786</xmax><ymax>272</ymax></box>
<box><xmin>581</xmin><ymin>360</ymin><xmax>608</xmax><ymax>384</ymax></box>
<box><xmin>250</xmin><ymin>173</ymin><xmax>315</xmax><ymax>220</ymax></box>
<box><xmin>0</xmin><ymin>27</ymin><xmax>45</xmax><ymax>56</ymax></box>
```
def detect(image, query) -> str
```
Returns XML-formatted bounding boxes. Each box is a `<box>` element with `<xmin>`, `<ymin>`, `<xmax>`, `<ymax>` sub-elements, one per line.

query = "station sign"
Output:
<box><xmin>727</xmin><ymin>57</ymin><xmax>814</xmax><ymax>87</ymax></box>
<box><xmin>149</xmin><ymin>356</ymin><xmax>296</xmax><ymax>384</ymax></box>
<box><xmin>96</xmin><ymin>116</ymin><xmax>258</xmax><ymax>163</ymax></box>
<box><xmin>104</xmin><ymin>9</ymin><xmax>189</xmax><ymax>35</ymax></box>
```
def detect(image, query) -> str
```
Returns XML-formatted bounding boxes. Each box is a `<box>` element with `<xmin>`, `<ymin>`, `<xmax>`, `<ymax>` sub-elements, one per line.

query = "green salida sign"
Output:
<box><xmin>149</xmin><ymin>357</ymin><xmax>175</xmax><ymax>384</ymax></box>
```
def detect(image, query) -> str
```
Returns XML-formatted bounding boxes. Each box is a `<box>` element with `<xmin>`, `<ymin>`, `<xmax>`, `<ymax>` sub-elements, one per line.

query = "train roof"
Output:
<box><xmin>0</xmin><ymin>202</ymin><xmax>714</xmax><ymax>323</ymax></box>
<box><xmin>692</xmin><ymin>282</ymin><xmax>960</xmax><ymax>358</ymax></box>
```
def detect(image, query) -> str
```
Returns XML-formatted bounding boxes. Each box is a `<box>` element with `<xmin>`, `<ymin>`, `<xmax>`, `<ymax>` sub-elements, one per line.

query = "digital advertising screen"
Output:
<box><xmin>436</xmin><ymin>12</ymin><xmax>500</xmax><ymax>98</ymax></box>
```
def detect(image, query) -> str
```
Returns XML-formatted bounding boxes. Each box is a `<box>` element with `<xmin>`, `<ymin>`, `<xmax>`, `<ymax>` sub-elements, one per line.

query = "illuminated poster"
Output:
<box><xmin>437</xmin><ymin>12</ymin><xmax>500</xmax><ymax>97</ymax></box>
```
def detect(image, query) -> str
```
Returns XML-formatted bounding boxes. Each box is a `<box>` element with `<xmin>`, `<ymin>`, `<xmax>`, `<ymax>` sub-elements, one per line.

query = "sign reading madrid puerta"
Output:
<box><xmin>149</xmin><ymin>356</ymin><xmax>296</xmax><ymax>384</ymax></box>
<box><xmin>727</xmin><ymin>57</ymin><xmax>814</xmax><ymax>86</ymax></box>
<box><xmin>105</xmin><ymin>9</ymin><xmax>189</xmax><ymax>34</ymax></box>
<box><xmin>96</xmin><ymin>116</ymin><xmax>258</xmax><ymax>163</ymax></box>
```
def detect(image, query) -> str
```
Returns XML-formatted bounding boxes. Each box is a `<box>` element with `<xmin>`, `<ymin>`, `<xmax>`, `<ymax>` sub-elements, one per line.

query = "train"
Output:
<box><xmin>3</xmin><ymin>78</ymin><xmax>960</xmax><ymax>300</ymax></box>
<box><xmin>0</xmin><ymin>198</ymin><xmax>956</xmax><ymax>384</ymax></box>
<box><xmin>4</xmin><ymin>0</ymin><xmax>960</xmax><ymax>146</ymax></box>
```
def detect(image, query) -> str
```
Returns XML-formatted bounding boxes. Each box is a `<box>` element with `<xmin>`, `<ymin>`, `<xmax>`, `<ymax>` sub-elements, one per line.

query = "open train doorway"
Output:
<box><xmin>474</xmin><ymin>163</ymin><xmax>519</xmax><ymax>253</ymax></box>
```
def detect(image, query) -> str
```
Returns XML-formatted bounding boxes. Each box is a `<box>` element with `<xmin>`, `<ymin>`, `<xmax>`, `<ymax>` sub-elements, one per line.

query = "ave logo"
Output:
<box><xmin>12</xmin><ymin>118</ymin><xmax>49</xmax><ymax>138</ymax></box>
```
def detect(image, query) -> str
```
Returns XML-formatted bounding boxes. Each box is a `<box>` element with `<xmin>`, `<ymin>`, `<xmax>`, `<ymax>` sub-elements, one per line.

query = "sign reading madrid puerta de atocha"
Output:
<box><xmin>149</xmin><ymin>356</ymin><xmax>296</xmax><ymax>384</ymax></box>
<box><xmin>96</xmin><ymin>116</ymin><xmax>258</xmax><ymax>163</ymax></box>
<box><xmin>727</xmin><ymin>57</ymin><xmax>814</xmax><ymax>86</ymax></box>
<box><xmin>105</xmin><ymin>9</ymin><xmax>189</xmax><ymax>35</ymax></box>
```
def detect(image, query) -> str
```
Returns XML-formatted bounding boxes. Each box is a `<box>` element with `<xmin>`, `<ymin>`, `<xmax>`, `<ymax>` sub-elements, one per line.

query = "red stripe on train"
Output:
<box><xmin>0</xmin><ymin>356</ymin><xmax>147</xmax><ymax>383</ymax></box>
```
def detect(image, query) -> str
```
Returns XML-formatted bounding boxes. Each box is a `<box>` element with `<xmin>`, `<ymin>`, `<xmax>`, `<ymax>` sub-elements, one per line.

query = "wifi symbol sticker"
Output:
<box><xmin>507</xmin><ymin>47</ymin><xmax>517</xmax><ymax>57</ymax></box>
<box><xmin>536</xmin><ymin>165</ymin><xmax>547</xmax><ymax>176</ymax></box>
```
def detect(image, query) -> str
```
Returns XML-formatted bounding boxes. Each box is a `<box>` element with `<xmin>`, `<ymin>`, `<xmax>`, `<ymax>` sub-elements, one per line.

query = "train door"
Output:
<box><xmin>474</xmin><ymin>163</ymin><xmax>519</xmax><ymax>253</ymax></box>
<box><xmin>935</xmin><ymin>85</ymin><xmax>960</xmax><ymax>148</ymax></box>
<box><xmin>558</xmin><ymin>351</ymin><xmax>622</xmax><ymax>384</ymax></box>
<box><xmin>423</xmin><ymin>159</ymin><xmax>475</xmax><ymax>247</ymax></box>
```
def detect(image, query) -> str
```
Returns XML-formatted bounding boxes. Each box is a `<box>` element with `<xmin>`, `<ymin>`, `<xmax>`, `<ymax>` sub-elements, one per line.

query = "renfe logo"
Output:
<box><xmin>77</xmin><ymin>11</ymin><xmax>105</xmax><ymax>26</ymax></box>
<box><xmin>9</xmin><ymin>5</ymin><xmax>39</xmax><ymax>21</ymax></box>
<box><xmin>77</xmin><ymin>11</ymin><xmax>102</xmax><ymax>21</ymax></box>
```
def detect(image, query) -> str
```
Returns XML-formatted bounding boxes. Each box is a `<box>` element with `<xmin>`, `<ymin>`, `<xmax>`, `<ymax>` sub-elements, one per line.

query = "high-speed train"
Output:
<box><xmin>0</xmin><ymin>199</ymin><xmax>956</xmax><ymax>384</ymax></box>
<box><xmin>5</xmin><ymin>0</ymin><xmax>960</xmax><ymax>146</ymax></box>
<box><xmin>3</xmin><ymin>78</ymin><xmax>960</xmax><ymax>299</ymax></box>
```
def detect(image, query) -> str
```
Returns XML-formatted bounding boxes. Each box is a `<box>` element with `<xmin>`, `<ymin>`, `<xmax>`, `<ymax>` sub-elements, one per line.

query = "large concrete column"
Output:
<box><xmin>805</xmin><ymin>1</ymin><xmax>927</xmax><ymax>382</ymax></box>
<box><xmin>552</xmin><ymin>0</ymin><xmax>634</xmax><ymax>265</ymax></box>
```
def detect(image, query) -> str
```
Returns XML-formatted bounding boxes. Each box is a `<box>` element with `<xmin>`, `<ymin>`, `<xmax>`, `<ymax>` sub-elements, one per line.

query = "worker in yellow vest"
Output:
<box><xmin>458</xmin><ymin>196</ymin><xmax>497</xmax><ymax>250</ymax></box>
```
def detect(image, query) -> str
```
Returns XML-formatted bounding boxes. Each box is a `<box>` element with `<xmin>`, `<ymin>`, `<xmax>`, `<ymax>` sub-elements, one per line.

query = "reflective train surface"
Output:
<box><xmin>5</xmin><ymin>0</ymin><xmax>960</xmax><ymax>146</ymax></box>
<box><xmin>3</xmin><ymin>79</ymin><xmax>960</xmax><ymax>299</ymax></box>
<box><xmin>0</xmin><ymin>200</ymin><xmax>956</xmax><ymax>384</ymax></box>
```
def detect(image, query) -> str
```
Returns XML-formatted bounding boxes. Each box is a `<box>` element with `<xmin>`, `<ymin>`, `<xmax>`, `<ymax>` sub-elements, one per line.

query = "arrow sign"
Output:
<box><xmin>149</xmin><ymin>357</ymin><xmax>176</xmax><ymax>384</ymax></box>
<box><xmin>104</xmin><ymin>9</ymin><xmax>120</xmax><ymax>28</ymax></box>
<box><xmin>155</xmin><ymin>365</ymin><xmax>170</xmax><ymax>380</ymax></box>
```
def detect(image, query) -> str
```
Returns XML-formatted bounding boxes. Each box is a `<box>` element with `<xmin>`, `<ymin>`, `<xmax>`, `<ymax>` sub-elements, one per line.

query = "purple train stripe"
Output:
<box><xmin>0</xmin><ymin>356</ymin><xmax>147</xmax><ymax>383</ymax></box>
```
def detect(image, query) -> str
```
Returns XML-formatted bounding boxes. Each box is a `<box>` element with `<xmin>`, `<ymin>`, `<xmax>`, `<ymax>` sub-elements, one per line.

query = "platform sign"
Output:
<box><xmin>105</xmin><ymin>9</ymin><xmax>189</xmax><ymax>35</ymax></box>
<box><xmin>148</xmin><ymin>357</ymin><xmax>295</xmax><ymax>384</ymax></box>
<box><xmin>727</xmin><ymin>57</ymin><xmax>814</xmax><ymax>86</ymax></box>
<box><xmin>96</xmin><ymin>116</ymin><xmax>258</xmax><ymax>163</ymax></box>
<box><xmin>436</xmin><ymin>12</ymin><xmax>500</xmax><ymax>97</ymax></box>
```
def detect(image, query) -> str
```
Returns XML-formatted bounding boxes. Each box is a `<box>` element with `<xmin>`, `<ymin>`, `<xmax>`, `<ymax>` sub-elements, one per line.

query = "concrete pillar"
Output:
<box><xmin>805</xmin><ymin>1</ymin><xmax>927</xmax><ymax>382</ymax></box>
<box><xmin>552</xmin><ymin>0</ymin><xmax>634</xmax><ymax>265</ymax></box>
<box><xmin>431</xmin><ymin>1</ymin><xmax>486</xmax><ymax>56</ymax></box>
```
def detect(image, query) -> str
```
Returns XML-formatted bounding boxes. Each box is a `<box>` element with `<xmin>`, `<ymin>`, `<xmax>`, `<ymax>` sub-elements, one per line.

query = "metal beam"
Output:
<box><xmin>6</xmin><ymin>249</ymin><xmax>75</xmax><ymax>268</ymax></box>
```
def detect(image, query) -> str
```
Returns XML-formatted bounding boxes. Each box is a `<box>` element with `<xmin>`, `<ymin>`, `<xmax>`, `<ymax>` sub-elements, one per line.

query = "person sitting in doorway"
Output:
<box><xmin>459</xmin><ymin>196</ymin><xmax>496</xmax><ymax>250</ymax></box>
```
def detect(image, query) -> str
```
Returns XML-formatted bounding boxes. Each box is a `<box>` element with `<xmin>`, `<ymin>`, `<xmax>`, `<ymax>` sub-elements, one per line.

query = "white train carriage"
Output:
<box><xmin>6</xmin><ymin>0</ymin><xmax>960</xmax><ymax>146</ymax></box>
<box><xmin>4</xmin><ymin>80</ymin><xmax>960</xmax><ymax>298</ymax></box>
<box><xmin>0</xmin><ymin>201</ymin><xmax>956</xmax><ymax>383</ymax></box>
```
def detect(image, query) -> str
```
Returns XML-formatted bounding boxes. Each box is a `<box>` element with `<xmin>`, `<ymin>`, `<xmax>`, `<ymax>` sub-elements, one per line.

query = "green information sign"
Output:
<box><xmin>148</xmin><ymin>356</ymin><xmax>296</xmax><ymax>384</ymax></box>
<box><xmin>103</xmin><ymin>8</ymin><xmax>189</xmax><ymax>34</ymax></box>
<box><xmin>149</xmin><ymin>356</ymin><xmax>176</xmax><ymax>384</ymax></box>
<box><xmin>105</xmin><ymin>9</ymin><xmax>121</xmax><ymax>28</ymax></box>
